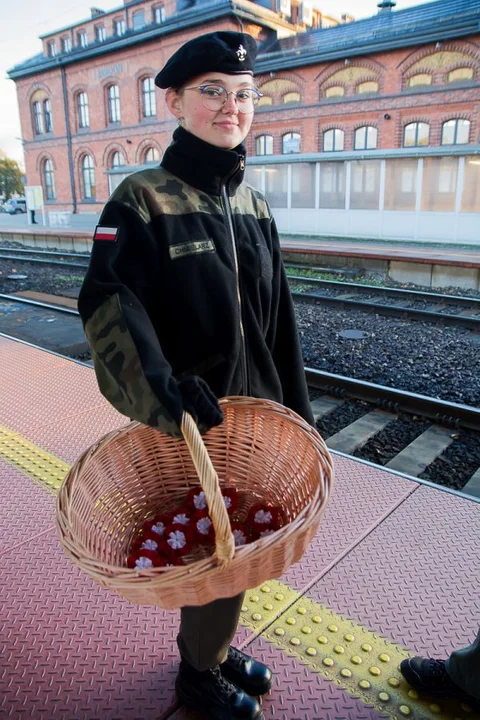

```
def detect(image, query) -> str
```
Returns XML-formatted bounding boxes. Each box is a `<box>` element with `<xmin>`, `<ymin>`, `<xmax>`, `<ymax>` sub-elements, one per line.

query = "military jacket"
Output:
<box><xmin>78</xmin><ymin>127</ymin><xmax>314</xmax><ymax>434</ymax></box>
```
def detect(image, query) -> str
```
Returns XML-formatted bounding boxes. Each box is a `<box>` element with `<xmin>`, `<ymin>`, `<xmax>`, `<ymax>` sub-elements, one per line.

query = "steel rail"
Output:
<box><xmin>0</xmin><ymin>253</ymin><xmax>89</xmax><ymax>269</ymax></box>
<box><xmin>305</xmin><ymin>367</ymin><xmax>480</xmax><ymax>431</ymax></box>
<box><xmin>0</xmin><ymin>246</ymin><xmax>90</xmax><ymax>260</ymax></box>
<box><xmin>287</xmin><ymin>272</ymin><xmax>480</xmax><ymax>309</ymax></box>
<box><xmin>0</xmin><ymin>293</ymin><xmax>79</xmax><ymax>316</ymax></box>
<box><xmin>292</xmin><ymin>290</ymin><xmax>480</xmax><ymax>330</ymax></box>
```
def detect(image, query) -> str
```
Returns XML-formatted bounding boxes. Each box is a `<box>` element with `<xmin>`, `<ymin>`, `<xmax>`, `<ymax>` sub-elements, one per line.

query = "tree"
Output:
<box><xmin>0</xmin><ymin>155</ymin><xmax>24</xmax><ymax>201</ymax></box>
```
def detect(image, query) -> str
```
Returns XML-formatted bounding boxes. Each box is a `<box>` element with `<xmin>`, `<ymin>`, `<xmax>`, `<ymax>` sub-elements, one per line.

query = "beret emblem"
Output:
<box><xmin>236</xmin><ymin>44</ymin><xmax>247</xmax><ymax>62</ymax></box>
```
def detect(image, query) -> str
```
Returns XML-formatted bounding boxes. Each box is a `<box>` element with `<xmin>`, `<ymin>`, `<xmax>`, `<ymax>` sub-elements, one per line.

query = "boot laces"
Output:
<box><xmin>426</xmin><ymin>659</ymin><xmax>449</xmax><ymax>680</ymax></box>
<box><xmin>210</xmin><ymin>665</ymin><xmax>239</xmax><ymax>698</ymax></box>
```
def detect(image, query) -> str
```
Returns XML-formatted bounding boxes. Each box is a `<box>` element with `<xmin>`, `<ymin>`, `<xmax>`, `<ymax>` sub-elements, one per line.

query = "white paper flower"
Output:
<box><xmin>259</xmin><ymin>529</ymin><xmax>275</xmax><ymax>537</ymax></box>
<box><xmin>254</xmin><ymin>509</ymin><xmax>273</xmax><ymax>524</ymax></box>
<box><xmin>135</xmin><ymin>556</ymin><xmax>153</xmax><ymax>569</ymax></box>
<box><xmin>197</xmin><ymin>517</ymin><xmax>212</xmax><ymax>535</ymax></box>
<box><xmin>151</xmin><ymin>522</ymin><xmax>165</xmax><ymax>536</ymax></box>
<box><xmin>193</xmin><ymin>491</ymin><xmax>207</xmax><ymax>510</ymax></box>
<box><xmin>233</xmin><ymin>529</ymin><xmax>247</xmax><ymax>546</ymax></box>
<box><xmin>141</xmin><ymin>539</ymin><xmax>158</xmax><ymax>550</ymax></box>
<box><xmin>173</xmin><ymin>513</ymin><xmax>190</xmax><ymax>525</ymax></box>
<box><xmin>167</xmin><ymin>530</ymin><xmax>187</xmax><ymax>550</ymax></box>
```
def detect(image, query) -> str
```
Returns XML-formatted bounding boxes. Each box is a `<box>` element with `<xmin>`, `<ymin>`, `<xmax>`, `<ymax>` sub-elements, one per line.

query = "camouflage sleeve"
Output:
<box><xmin>267</xmin><ymin>217</ymin><xmax>315</xmax><ymax>426</ymax></box>
<box><xmin>78</xmin><ymin>198</ymin><xmax>183</xmax><ymax>436</ymax></box>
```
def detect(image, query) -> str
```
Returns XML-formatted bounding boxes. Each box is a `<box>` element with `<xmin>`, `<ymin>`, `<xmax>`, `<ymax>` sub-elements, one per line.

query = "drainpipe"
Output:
<box><xmin>61</xmin><ymin>64</ymin><xmax>77</xmax><ymax>213</ymax></box>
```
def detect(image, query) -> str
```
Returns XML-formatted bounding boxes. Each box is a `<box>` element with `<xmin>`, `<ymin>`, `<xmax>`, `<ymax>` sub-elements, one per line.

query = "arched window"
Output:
<box><xmin>441</xmin><ymin>119</ymin><xmax>470</xmax><ymax>145</ymax></box>
<box><xmin>33</xmin><ymin>102</ymin><xmax>44</xmax><ymax>135</ymax></box>
<box><xmin>257</xmin><ymin>96</ymin><xmax>273</xmax><ymax>107</ymax></box>
<box><xmin>354</xmin><ymin>126</ymin><xmax>377</xmax><ymax>150</ymax></box>
<box><xmin>43</xmin><ymin>100</ymin><xmax>53</xmax><ymax>133</ymax></box>
<box><xmin>107</xmin><ymin>85</ymin><xmax>120</xmax><ymax>123</ymax></box>
<box><xmin>111</xmin><ymin>151</ymin><xmax>125</xmax><ymax>168</ymax></box>
<box><xmin>144</xmin><ymin>146</ymin><xmax>160</xmax><ymax>164</ymax></box>
<box><xmin>43</xmin><ymin>159</ymin><xmax>55</xmax><ymax>200</ymax></box>
<box><xmin>325</xmin><ymin>85</ymin><xmax>344</xmax><ymax>98</ymax></box>
<box><xmin>447</xmin><ymin>68</ymin><xmax>474</xmax><ymax>83</ymax></box>
<box><xmin>256</xmin><ymin>135</ymin><xmax>273</xmax><ymax>156</ymax></box>
<box><xmin>403</xmin><ymin>122</ymin><xmax>429</xmax><ymax>147</ymax></box>
<box><xmin>282</xmin><ymin>132</ymin><xmax>301</xmax><ymax>154</ymax></box>
<box><xmin>77</xmin><ymin>92</ymin><xmax>89</xmax><ymax>129</ymax></box>
<box><xmin>407</xmin><ymin>73</ymin><xmax>432</xmax><ymax>88</ymax></box>
<box><xmin>141</xmin><ymin>77</ymin><xmax>156</xmax><ymax>118</ymax></box>
<box><xmin>323</xmin><ymin>128</ymin><xmax>344</xmax><ymax>152</ymax></box>
<box><xmin>356</xmin><ymin>81</ymin><xmax>378</xmax><ymax>94</ymax></box>
<box><xmin>81</xmin><ymin>155</ymin><xmax>96</xmax><ymax>199</ymax></box>
<box><xmin>283</xmin><ymin>92</ymin><xmax>300</xmax><ymax>104</ymax></box>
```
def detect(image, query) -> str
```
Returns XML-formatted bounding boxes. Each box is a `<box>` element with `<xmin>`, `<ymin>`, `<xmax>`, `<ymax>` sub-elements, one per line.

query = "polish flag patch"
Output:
<box><xmin>93</xmin><ymin>225</ymin><xmax>118</xmax><ymax>242</ymax></box>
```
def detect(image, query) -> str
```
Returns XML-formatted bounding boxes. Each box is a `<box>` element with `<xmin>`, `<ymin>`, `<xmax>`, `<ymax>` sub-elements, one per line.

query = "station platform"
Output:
<box><xmin>1</xmin><ymin>335</ymin><xmax>479</xmax><ymax>720</ymax></box>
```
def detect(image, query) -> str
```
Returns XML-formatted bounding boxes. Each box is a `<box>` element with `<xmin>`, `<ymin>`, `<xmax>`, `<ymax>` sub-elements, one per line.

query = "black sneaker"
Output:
<box><xmin>221</xmin><ymin>647</ymin><xmax>272</xmax><ymax>697</ymax></box>
<box><xmin>400</xmin><ymin>657</ymin><xmax>480</xmax><ymax>709</ymax></box>
<box><xmin>175</xmin><ymin>660</ymin><xmax>264</xmax><ymax>719</ymax></box>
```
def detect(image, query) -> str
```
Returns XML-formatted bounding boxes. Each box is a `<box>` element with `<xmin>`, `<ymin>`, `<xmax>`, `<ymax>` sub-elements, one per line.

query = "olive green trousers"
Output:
<box><xmin>177</xmin><ymin>592</ymin><xmax>245</xmax><ymax>671</ymax></box>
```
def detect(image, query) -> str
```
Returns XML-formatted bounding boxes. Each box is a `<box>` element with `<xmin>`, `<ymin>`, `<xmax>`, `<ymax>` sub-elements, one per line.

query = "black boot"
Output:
<box><xmin>220</xmin><ymin>647</ymin><xmax>272</xmax><ymax>697</ymax></box>
<box><xmin>175</xmin><ymin>659</ymin><xmax>264</xmax><ymax>719</ymax></box>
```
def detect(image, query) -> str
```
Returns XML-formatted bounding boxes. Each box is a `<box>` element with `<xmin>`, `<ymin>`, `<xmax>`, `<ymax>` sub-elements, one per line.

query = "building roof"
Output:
<box><xmin>257</xmin><ymin>0</ymin><xmax>480</xmax><ymax>71</ymax></box>
<box><xmin>7</xmin><ymin>0</ymin><xmax>480</xmax><ymax>80</ymax></box>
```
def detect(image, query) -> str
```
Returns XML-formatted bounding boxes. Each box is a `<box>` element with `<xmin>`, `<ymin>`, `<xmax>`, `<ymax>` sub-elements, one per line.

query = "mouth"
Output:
<box><xmin>215</xmin><ymin>122</ymin><xmax>239</xmax><ymax>129</ymax></box>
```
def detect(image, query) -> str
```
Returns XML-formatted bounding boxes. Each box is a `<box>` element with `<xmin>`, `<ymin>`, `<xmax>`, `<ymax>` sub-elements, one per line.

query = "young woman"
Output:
<box><xmin>78</xmin><ymin>30</ymin><xmax>314</xmax><ymax>720</ymax></box>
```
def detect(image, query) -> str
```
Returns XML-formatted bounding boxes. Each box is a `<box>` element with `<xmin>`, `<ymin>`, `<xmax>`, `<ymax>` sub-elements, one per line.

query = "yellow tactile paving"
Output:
<box><xmin>0</xmin><ymin>423</ymin><xmax>69</xmax><ymax>494</ymax></box>
<box><xmin>2</xmin><ymin>422</ymin><xmax>476</xmax><ymax>719</ymax></box>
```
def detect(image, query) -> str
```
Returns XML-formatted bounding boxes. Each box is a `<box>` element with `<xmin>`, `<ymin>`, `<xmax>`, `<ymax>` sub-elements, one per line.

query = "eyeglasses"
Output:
<box><xmin>184</xmin><ymin>84</ymin><xmax>263</xmax><ymax>114</ymax></box>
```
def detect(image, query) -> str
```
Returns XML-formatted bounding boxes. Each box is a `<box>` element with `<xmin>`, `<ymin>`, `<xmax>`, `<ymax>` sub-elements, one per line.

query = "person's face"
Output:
<box><xmin>166</xmin><ymin>72</ymin><xmax>255</xmax><ymax>150</ymax></box>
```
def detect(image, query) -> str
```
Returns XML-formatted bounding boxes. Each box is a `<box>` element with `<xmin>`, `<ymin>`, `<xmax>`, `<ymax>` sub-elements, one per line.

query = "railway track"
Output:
<box><xmin>1</xmin><ymin>293</ymin><xmax>479</xmax><ymax>498</ymax></box>
<box><xmin>0</xmin><ymin>247</ymin><xmax>89</xmax><ymax>270</ymax></box>
<box><xmin>289</xmin><ymin>275</ymin><xmax>480</xmax><ymax>330</ymax></box>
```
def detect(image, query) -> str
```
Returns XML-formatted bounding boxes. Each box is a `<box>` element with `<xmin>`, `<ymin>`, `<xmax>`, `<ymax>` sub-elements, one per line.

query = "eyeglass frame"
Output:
<box><xmin>183</xmin><ymin>84</ymin><xmax>263</xmax><ymax>114</ymax></box>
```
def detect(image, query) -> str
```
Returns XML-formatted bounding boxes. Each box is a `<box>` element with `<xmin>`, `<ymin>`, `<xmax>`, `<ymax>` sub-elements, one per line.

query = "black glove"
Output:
<box><xmin>177</xmin><ymin>376</ymin><xmax>224</xmax><ymax>433</ymax></box>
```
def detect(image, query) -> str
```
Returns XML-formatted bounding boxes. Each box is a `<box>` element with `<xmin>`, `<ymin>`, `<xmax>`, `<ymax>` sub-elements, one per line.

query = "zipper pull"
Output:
<box><xmin>239</xmin><ymin>156</ymin><xmax>245</xmax><ymax>171</ymax></box>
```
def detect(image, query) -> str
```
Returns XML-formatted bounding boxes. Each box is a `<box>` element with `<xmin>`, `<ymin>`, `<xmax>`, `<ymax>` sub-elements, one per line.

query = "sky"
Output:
<box><xmin>1</xmin><ymin>0</ymin><xmax>424</xmax><ymax>168</ymax></box>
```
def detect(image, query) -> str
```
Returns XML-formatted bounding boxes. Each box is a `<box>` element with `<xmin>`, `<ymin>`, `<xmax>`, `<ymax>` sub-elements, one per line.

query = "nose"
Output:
<box><xmin>222</xmin><ymin>91</ymin><xmax>239</xmax><ymax>114</ymax></box>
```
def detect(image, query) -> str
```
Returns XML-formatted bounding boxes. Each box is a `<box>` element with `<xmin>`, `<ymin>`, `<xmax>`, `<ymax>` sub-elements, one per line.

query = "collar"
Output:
<box><xmin>161</xmin><ymin>126</ymin><xmax>246</xmax><ymax>197</ymax></box>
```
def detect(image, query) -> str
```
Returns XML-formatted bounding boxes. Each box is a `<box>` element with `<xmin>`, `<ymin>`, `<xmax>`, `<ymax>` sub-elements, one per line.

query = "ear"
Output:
<box><xmin>165</xmin><ymin>88</ymin><xmax>183</xmax><ymax>120</ymax></box>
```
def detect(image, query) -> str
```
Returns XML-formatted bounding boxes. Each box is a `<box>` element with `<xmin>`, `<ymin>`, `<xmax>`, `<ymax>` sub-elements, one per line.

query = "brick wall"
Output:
<box><xmin>16</xmin><ymin>29</ymin><xmax>480</xmax><ymax>212</ymax></box>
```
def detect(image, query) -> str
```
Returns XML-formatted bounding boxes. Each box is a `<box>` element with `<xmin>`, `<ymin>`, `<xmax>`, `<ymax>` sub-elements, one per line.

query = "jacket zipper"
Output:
<box><xmin>221</xmin><ymin>155</ymin><xmax>249</xmax><ymax>394</ymax></box>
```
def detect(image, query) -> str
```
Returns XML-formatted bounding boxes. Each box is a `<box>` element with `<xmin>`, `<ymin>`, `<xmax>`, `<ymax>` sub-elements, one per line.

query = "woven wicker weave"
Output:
<box><xmin>56</xmin><ymin>396</ymin><xmax>333</xmax><ymax>609</ymax></box>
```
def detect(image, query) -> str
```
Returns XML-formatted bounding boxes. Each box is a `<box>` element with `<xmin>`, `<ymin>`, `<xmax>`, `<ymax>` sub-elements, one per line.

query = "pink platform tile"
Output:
<box><xmin>0</xmin><ymin>461</ymin><xmax>56</xmax><ymax>555</ymax></box>
<box><xmin>305</xmin><ymin>485</ymin><xmax>480</xmax><ymax>659</ymax></box>
<box><xmin>168</xmin><ymin>637</ymin><xmax>385</xmax><ymax>720</ymax></box>
<box><xmin>24</xmin><ymin>403</ymin><xmax>127</xmax><ymax>464</ymax></box>
<box><xmin>281</xmin><ymin>455</ymin><xmax>417</xmax><ymax>591</ymax></box>
<box><xmin>1</xmin><ymin>530</ymin><xmax>182</xmax><ymax>719</ymax></box>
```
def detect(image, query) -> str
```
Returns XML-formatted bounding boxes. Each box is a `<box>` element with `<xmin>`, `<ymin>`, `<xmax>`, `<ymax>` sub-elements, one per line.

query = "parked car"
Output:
<box><xmin>4</xmin><ymin>198</ymin><xmax>27</xmax><ymax>214</ymax></box>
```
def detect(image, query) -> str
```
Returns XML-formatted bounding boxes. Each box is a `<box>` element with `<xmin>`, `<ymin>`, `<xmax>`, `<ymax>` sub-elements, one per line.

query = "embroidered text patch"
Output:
<box><xmin>169</xmin><ymin>239</ymin><xmax>215</xmax><ymax>260</ymax></box>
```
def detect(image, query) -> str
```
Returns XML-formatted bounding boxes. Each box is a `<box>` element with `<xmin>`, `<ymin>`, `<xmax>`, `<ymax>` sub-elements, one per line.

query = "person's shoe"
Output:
<box><xmin>175</xmin><ymin>660</ymin><xmax>264</xmax><ymax>719</ymax></box>
<box><xmin>220</xmin><ymin>647</ymin><xmax>272</xmax><ymax>697</ymax></box>
<box><xmin>400</xmin><ymin>657</ymin><xmax>480</xmax><ymax>709</ymax></box>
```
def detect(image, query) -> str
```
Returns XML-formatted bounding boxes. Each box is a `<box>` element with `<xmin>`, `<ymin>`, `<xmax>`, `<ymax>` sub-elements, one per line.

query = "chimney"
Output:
<box><xmin>377</xmin><ymin>1</ymin><xmax>396</xmax><ymax>11</ymax></box>
<box><xmin>90</xmin><ymin>7</ymin><xmax>105</xmax><ymax>18</ymax></box>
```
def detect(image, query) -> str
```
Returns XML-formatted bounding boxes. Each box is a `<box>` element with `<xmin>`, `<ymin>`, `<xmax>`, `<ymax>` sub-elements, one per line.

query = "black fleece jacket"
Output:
<box><xmin>78</xmin><ymin>127</ymin><xmax>314</xmax><ymax>434</ymax></box>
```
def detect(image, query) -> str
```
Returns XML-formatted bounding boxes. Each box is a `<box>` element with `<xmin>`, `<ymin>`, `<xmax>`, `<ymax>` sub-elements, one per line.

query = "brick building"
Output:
<box><xmin>7</xmin><ymin>0</ymin><xmax>480</xmax><ymax>243</ymax></box>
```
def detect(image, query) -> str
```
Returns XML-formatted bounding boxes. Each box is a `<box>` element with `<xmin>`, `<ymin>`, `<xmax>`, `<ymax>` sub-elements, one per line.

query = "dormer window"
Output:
<box><xmin>77</xmin><ymin>30</ymin><xmax>88</xmax><ymax>48</ymax></box>
<box><xmin>114</xmin><ymin>18</ymin><xmax>126</xmax><ymax>36</ymax></box>
<box><xmin>47</xmin><ymin>41</ymin><xmax>56</xmax><ymax>57</ymax></box>
<box><xmin>153</xmin><ymin>5</ymin><xmax>165</xmax><ymax>23</ymax></box>
<box><xmin>95</xmin><ymin>25</ymin><xmax>106</xmax><ymax>42</ymax></box>
<box><xmin>61</xmin><ymin>36</ymin><xmax>71</xmax><ymax>53</ymax></box>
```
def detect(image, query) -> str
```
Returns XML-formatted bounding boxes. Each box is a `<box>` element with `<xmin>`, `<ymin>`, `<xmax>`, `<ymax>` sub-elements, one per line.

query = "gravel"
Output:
<box><xmin>296</xmin><ymin>302</ymin><xmax>480</xmax><ymax>407</ymax></box>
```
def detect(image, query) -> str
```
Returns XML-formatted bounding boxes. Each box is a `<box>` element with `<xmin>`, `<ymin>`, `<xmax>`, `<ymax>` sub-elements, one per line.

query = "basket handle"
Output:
<box><xmin>180</xmin><ymin>412</ymin><xmax>235</xmax><ymax>569</ymax></box>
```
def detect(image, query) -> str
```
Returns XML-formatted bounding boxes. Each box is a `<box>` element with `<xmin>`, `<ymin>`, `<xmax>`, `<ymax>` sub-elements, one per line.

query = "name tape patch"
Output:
<box><xmin>93</xmin><ymin>225</ymin><xmax>119</xmax><ymax>242</ymax></box>
<box><xmin>169</xmin><ymin>239</ymin><xmax>215</xmax><ymax>260</ymax></box>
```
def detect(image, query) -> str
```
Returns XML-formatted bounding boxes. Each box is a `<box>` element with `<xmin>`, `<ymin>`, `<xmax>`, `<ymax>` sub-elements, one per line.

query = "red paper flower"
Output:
<box><xmin>164</xmin><ymin>523</ymin><xmax>194</xmax><ymax>556</ymax></box>
<box><xmin>221</xmin><ymin>488</ymin><xmax>238</xmax><ymax>515</ymax></box>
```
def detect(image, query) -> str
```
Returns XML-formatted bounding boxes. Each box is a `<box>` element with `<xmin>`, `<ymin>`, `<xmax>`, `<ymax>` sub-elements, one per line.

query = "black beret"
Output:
<box><xmin>155</xmin><ymin>31</ymin><xmax>258</xmax><ymax>89</ymax></box>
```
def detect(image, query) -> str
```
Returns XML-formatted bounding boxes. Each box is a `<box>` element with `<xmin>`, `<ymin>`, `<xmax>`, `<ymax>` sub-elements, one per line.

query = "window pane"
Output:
<box><xmin>256</xmin><ymin>135</ymin><xmax>273</xmax><ymax>155</ymax></box>
<box><xmin>33</xmin><ymin>102</ymin><xmax>44</xmax><ymax>134</ymax></box>
<box><xmin>319</xmin><ymin>161</ymin><xmax>345</xmax><ymax>209</ymax></box>
<box><xmin>421</xmin><ymin>157</ymin><xmax>458</xmax><ymax>212</ymax></box>
<box><xmin>384</xmin><ymin>159</ymin><xmax>418</xmax><ymax>211</ymax></box>
<box><xmin>282</xmin><ymin>133</ymin><xmax>300</xmax><ymax>154</ymax></box>
<box><xmin>407</xmin><ymin>74</ymin><xmax>432</xmax><ymax>87</ymax></box>
<box><xmin>82</xmin><ymin>156</ymin><xmax>96</xmax><ymax>199</ymax></box>
<box><xmin>447</xmin><ymin>67</ymin><xmax>473</xmax><ymax>83</ymax></box>
<box><xmin>43</xmin><ymin>160</ymin><xmax>55</xmax><ymax>200</ymax></box>
<box><xmin>283</xmin><ymin>92</ymin><xmax>300</xmax><ymax>104</ymax></box>
<box><xmin>154</xmin><ymin>6</ymin><xmax>165</xmax><ymax>22</ymax></box>
<box><xmin>264</xmin><ymin>165</ymin><xmax>288</xmax><ymax>208</ymax></box>
<box><xmin>325</xmin><ymin>85</ymin><xmax>344</xmax><ymax>98</ymax></box>
<box><xmin>291</xmin><ymin>163</ymin><xmax>315</xmax><ymax>208</ymax></box>
<box><xmin>142</xmin><ymin>77</ymin><xmax>156</xmax><ymax>117</ymax></box>
<box><xmin>144</xmin><ymin>147</ymin><xmax>160</xmax><ymax>163</ymax></box>
<box><xmin>350</xmin><ymin>160</ymin><xmax>381</xmax><ymax>210</ymax></box>
<box><xmin>44</xmin><ymin>100</ymin><xmax>53</xmax><ymax>133</ymax></box>
<box><xmin>441</xmin><ymin>120</ymin><xmax>456</xmax><ymax>145</ymax></box>
<box><xmin>133</xmin><ymin>11</ymin><xmax>145</xmax><ymax>29</ymax></box>
<box><xmin>111</xmin><ymin>151</ymin><xmax>124</xmax><ymax>168</ymax></box>
<box><xmin>108</xmin><ymin>85</ymin><xmax>120</xmax><ymax>122</ymax></box>
<box><xmin>78</xmin><ymin>92</ymin><xmax>89</xmax><ymax>128</ymax></box>
<box><xmin>457</xmin><ymin>119</ymin><xmax>470</xmax><ymax>144</ymax></box>
<box><xmin>356</xmin><ymin>81</ymin><xmax>378</xmax><ymax>94</ymax></box>
<box><xmin>244</xmin><ymin>166</ymin><xmax>262</xmax><ymax>191</ymax></box>
<box><xmin>461</xmin><ymin>157</ymin><xmax>480</xmax><ymax>212</ymax></box>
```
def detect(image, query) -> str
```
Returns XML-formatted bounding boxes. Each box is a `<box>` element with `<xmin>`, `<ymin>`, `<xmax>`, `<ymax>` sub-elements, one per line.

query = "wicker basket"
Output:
<box><xmin>56</xmin><ymin>396</ymin><xmax>333</xmax><ymax>609</ymax></box>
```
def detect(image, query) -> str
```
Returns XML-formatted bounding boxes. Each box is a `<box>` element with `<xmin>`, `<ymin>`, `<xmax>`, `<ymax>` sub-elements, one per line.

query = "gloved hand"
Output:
<box><xmin>177</xmin><ymin>376</ymin><xmax>224</xmax><ymax>433</ymax></box>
